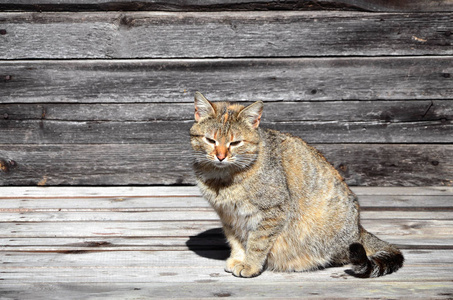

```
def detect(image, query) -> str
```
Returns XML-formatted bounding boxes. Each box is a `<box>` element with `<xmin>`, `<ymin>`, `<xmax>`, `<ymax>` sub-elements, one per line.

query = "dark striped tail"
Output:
<box><xmin>348</xmin><ymin>241</ymin><xmax>404</xmax><ymax>278</ymax></box>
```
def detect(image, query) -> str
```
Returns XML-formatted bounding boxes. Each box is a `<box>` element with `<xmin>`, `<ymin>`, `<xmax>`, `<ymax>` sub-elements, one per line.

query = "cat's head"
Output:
<box><xmin>190</xmin><ymin>92</ymin><xmax>263</xmax><ymax>172</ymax></box>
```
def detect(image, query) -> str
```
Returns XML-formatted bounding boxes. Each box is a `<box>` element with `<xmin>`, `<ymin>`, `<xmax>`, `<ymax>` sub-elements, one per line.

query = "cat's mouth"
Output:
<box><xmin>212</xmin><ymin>160</ymin><xmax>231</xmax><ymax>168</ymax></box>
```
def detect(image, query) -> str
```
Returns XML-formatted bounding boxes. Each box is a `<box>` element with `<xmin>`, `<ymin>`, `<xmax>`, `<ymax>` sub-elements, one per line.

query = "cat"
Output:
<box><xmin>190</xmin><ymin>92</ymin><xmax>404</xmax><ymax>278</ymax></box>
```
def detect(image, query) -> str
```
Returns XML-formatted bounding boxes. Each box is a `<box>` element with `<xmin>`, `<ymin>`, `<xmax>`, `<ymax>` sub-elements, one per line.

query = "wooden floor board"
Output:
<box><xmin>2</xmin><ymin>250</ymin><xmax>453</xmax><ymax>267</ymax></box>
<box><xmin>1</xmin><ymin>193</ymin><xmax>453</xmax><ymax>208</ymax></box>
<box><xmin>0</xmin><ymin>186</ymin><xmax>452</xmax><ymax>299</ymax></box>
<box><xmin>1</xmin><ymin>210</ymin><xmax>453</xmax><ymax>223</ymax></box>
<box><xmin>1</xmin><ymin>263</ymin><xmax>453</xmax><ymax>283</ymax></box>
<box><xmin>1</xmin><ymin>281</ymin><xmax>452</xmax><ymax>300</ymax></box>
<box><xmin>1</xmin><ymin>186</ymin><xmax>452</xmax><ymax>198</ymax></box>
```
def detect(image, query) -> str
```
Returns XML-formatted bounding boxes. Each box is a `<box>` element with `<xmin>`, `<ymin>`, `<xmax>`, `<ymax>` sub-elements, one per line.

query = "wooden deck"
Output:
<box><xmin>1</xmin><ymin>186</ymin><xmax>452</xmax><ymax>299</ymax></box>
<box><xmin>1</xmin><ymin>0</ymin><xmax>452</xmax><ymax>298</ymax></box>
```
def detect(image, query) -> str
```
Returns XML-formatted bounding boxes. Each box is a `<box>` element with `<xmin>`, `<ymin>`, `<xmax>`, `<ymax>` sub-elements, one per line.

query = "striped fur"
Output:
<box><xmin>190</xmin><ymin>92</ymin><xmax>404</xmax><ymax>278</ymax></box>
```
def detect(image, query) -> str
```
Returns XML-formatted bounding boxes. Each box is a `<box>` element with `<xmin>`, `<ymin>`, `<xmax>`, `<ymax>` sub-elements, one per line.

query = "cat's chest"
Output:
<box><xmin>203</xmin><ymin>186</ymin><xmax>262</xmax><ymax>232</ymax></box>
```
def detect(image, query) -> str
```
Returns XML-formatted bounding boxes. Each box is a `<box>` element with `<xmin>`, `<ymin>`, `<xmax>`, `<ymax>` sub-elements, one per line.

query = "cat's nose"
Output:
<box><xmin>216</xmin><ymin>145</ymin><xmax>227</xmax><ymax>161</ymax></box>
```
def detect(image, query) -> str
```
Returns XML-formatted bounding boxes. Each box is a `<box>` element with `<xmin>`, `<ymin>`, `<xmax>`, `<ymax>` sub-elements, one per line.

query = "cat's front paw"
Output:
<box><xmin>225</xmin><ymin>257</ymin><xmax>243</xmax><ymax>273</ymax></box>
<box><xmin>232</xmin><ymin>262</ymin><xmax>262</xmax><ymax>278</ymax></box>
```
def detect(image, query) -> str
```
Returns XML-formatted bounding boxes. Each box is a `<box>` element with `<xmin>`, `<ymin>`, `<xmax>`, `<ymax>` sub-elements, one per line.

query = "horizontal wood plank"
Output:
<box><xmin>2</xmin><ymin>220</ymin><xmax>451</xmax><ymax>249</ymax></box>
<box><xmin>3</xmin><ymin>101</ymin><xmax>451</xmax><ymax>122</ymax></box>
<box><xmin>1</xmin><ymin>263</ymin><xmax>452</xmax><ymax>283</ymax></box>
<box><xmin>2</xmin><ymin>250</ymin><xmax>452</xmax><ymax>268</ymax></box>
<box><xmin>2</xmin><ymin>211</ymin><xmax>453</xmax><ymax>223</ymax></box>
<box><xmin>1</xmin><ymin>236</ymin><xmax>452</xmax><ymax>252</ymax></box>
<box><xmin>1</xmin><ymin>281</ymin><xmax>452</xmax><ymax>300</ymax></box>
<box><xmin>0</xmin><ymin>144</ymin><xmax>451</xmax><ymax>186</ymax></box>
<box><xmin>2</xmin><ymin>219</ymin><xmax>452</xmax><ymax>241</ymax></box>
<box><xmin>1</xmin><ymin>0</ymin><xmax>452</xmax><ymax>12</ymax></box>
<box><xmin>0</xmin><ymin>210</ymin><xmax>218</xmax><ymax>222</ymax></box>
<box><xmin>0</xmin><ymin>119</ymin><xmax>451</xmax><ymax>144</ymax></box>
<box><xmin>2</xmin><ymin>186</ymin><xmax>452</xmax><ymax>198</ymax></box>
<box><xmin>0</xmin><ymin>194</ymin><xmax>451</xmax><ymax>210</ymax></box>
<box><xmin>1</xmin><ymin>57</ymin><xmax>452</xmax><ymax>103</ymax></box>
<box><xmin>1</xmin><ymin>101</ymin><xmax>451</xmax><ymax>144</ymax></box>
<box><xmin>1</xmin><ymin>11</ymin><xmax>452</xmax><ymax>59</ymax></box>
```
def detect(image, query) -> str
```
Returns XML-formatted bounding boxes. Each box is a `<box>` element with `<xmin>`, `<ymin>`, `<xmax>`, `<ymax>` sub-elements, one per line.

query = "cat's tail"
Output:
<box><xmin>348</xmin><ymin>227</ymin><xmax>404</xmax><ymax>278</ymax></box>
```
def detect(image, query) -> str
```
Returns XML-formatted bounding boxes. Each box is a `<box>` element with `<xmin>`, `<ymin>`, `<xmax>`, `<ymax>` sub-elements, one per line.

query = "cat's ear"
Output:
<box><xmin>239</xmin><ymin>101</ymin><xmax>263</xmax><ymax>129</ymax></box>
<box><xmin>194</xmin><ymin>92</ymin><xmax>215</xmax><ymax>123</ymax></box>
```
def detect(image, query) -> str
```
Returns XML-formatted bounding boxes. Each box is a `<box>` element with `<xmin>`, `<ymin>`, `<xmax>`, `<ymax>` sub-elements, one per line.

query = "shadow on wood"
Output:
<box><xmin>185</xmin><ymin>228</ymin><xmax>230</xmax><ymax>261</ymax></box>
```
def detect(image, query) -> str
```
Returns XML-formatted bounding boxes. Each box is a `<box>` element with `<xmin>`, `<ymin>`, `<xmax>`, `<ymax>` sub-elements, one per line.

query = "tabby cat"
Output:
<box><xmin>190</xmin><ymin>92</ymin><xmax>404</xmax><ymax>278</ymax></box>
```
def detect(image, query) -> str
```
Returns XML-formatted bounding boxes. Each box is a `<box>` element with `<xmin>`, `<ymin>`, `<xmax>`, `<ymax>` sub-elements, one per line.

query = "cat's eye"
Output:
<box><xmin>229</xmin><ymin>141</ymin><xmax>242</xmax><ymax>147</ymax></box>
<box><xmin>205</xmin><ymin>137</ymin><xmax>216</xmax><ymax>145</ymax></box>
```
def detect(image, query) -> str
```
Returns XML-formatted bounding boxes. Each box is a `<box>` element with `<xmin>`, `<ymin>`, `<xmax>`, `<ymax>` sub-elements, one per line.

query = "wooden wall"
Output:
<box><xmin>0</xmin><ymin>0</ymin><xmax>452</xmax><ymax>186</ymax></box>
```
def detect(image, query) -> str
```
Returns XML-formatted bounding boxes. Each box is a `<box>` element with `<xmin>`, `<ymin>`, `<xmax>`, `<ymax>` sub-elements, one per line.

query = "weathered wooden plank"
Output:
<box><xmin>0</xmin><ymin>0</ymin><xmax>452</xmax><ymax>12</ymax></box>
<box><xmin>0</xmin><ymin>210</ymin><xmax>218</xmax><ymax>222</ymax></box>
<box><xmin>2</xmin><ymin>101</ymin><xmax>450</xmax><ymax>123</ymax></box>
<box><xmin>1</xmin><ymin>264</ymin><xmax>452</xmax><ymax>283</ymax></box>
<box><xmin>2</xmin><ymin>101</ymin><xmax>450</xmax><ymax>144</ymax></box>
<box><xmin>1</xmin><ymin>57</ymin><xmax>452</xmax><ymax>103</ymax></box>
<box><xmin>351</xmin><ymin>186</ymin><xmax>453</xmax><ymax>196</ymax></box>
<box><xmin>1</xmin><ymin>119</ymin><xmax>451</xmax><ymax>144</ymax></box>
<box><xmin>322</xmin><ymin>144</ymin><xmax>453</xmax><ymax>186</ymax></box>
<box><xmin>0</xmin><ymin>196</ymin><xmax>210</xmax><ymax>209</ymax></box>
<box><xmin>337</xmin><ymin>0</ymin><xmax>453</xmax><ymax>12</ymax></box>
<box><xmin>0</xmin><ymin>144</ymin><xmax>451</xmax><ymax>186</ymax></box>
<box><xmin>3</xmin><ymin>219</ymin><xmax>452</xmax><ymax>239</ymax></box>
<box><xmin>1</xmin><ymin>210</ymin><xmax>452</xmax><ymax>223</ymax></box>
<box><xmin>0</xmin><ymin>186</ymin><xmax>202</xmax><ymax>198</ymax></box>
<box><xmin>0</xmin><ymin>236</ymin><xmax>225</xmax><ymax>252</ymax></box>
<box><xmin>0</xmin><ymin>195</ymin><xmax>451</xmax><ymax>210</ymax></box>
<box><xmin>1</xmin><ymin>11</ymin><xmax>452</xmax><ymax>59</ymax></box>
<box><xmin>0</xmin><ymin>144</ymin><xmax>194</xmax><ymax>186</ymax></box>
<box><xmin>1</xmin><ymin>281</ymin><xmax>452</xmax><ymax>300</ymax></box>
<box><xmin>2</xmin><ymin>250</ymin><xmax>452</xmax><ymax>268</ymax></box>
<box><xmin>2</xmin><ymin>186</ymin><xmax>452</xmax><ymax>198</ymax></box>
<box><xmin>358</xmin><ymin>195</ymin><xmax>453</xmax><ymax>208</ymax></box>
<box><xmin>1</xmin><ymin>235</ymin><xmax>452</xmax><ymax>252</ymax></box>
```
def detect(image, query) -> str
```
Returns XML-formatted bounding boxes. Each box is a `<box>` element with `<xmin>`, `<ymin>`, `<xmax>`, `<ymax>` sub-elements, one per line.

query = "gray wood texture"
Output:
<box><xmin>2</xmin><ymin>101</ymin><xmax>451</xmax><ymax>122</ymax></box>
<box><xmin>1</xmin><ymin>11</ymin><xmax>452</xmax><ymax>59</ymax></box>
<box><xmin>1</xmin><ymin>57</ymin><xmax>452</xmax><ymax>103</ymax></box>
<box><xmin>0</xmin><ymin>101</ymin><xmax>451</xmax><ymax>144</ymax></box>
<box><xmin>0</xmin><ymin>186</ymin><xmax>452</xmax><ymax>299</ymax></box>
<box><xmin>0</xmin><ymin>4</ymin><xmax>452</xmax><ymax>187</ymax></box>
<box><xmin>1</xmin><ymin>0</ymin><xmax>453</xmax><ymax>12</ymax></box>
<box><xmin>0</xmin><ymin>144</ymin><xmax>452</xmax><ymax>186</ymax></box>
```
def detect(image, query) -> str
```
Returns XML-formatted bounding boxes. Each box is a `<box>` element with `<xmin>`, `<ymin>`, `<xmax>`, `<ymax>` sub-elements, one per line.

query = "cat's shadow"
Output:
<box><xmin>185</xmin><ymin>228</ymin><xmax>356</xmax><ymax>277</ymax></box>
<box><xmin>185</xmin><ymin>228</ymin><xmax>230</xmax><ymax>261</ymax></box>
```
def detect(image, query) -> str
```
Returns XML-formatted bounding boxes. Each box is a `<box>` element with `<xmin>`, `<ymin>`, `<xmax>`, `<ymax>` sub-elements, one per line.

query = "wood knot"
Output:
<box><xmin>338</xmin><ymin>164</ymin><xmax>348</xmax><ymax>172</ymax></box>
<box><xmin>0</xmin><ymin>159</ymin><xmax>16</xmax><ymax>172</ymax></box>
<box><xmin>119</xmin><ymin>15</ymin><xmax>135</xmax><ymax>28</ymax></box>
<box><xmin>0</xmin><ymin>159</ymin><xmax>9</xmax><ymax>172</ymax></box>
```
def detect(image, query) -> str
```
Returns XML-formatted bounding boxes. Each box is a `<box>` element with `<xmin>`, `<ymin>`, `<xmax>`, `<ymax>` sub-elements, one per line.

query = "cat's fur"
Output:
<box><xmin>190</xmin><ymin>92</ymin><xmax>404</xmax><ymax>278</ymax></box>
